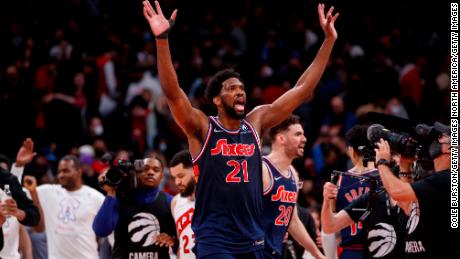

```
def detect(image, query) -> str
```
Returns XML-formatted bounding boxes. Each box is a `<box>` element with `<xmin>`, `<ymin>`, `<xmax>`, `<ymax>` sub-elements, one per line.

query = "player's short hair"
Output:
<box><xmin>345</xmin><ymin>125</ymin><xmax>370</xmax><ymax>153</ymax></box>
<box><xmin>205</xmin><ymin>69</ymin><xmax>242</xmax><ymax>106</ymax></box>
<box><xmin>268</xmin><ymin>115</ymin><xmax>301</xmax><ymax>141</ymax></box>
<box><xmin>60</xmin><ymin>155</ymin><xmax>82</xmax><ymax>169</ymax></box>
<box><xmin>169</xmin><ymin>150</ymin><xmax>193</xmax><ymax>169</ymax></box>
<box><xmin>144</xmin><ymin>152</ymin><xmax>165</xmax><ymax>172</ymax></box>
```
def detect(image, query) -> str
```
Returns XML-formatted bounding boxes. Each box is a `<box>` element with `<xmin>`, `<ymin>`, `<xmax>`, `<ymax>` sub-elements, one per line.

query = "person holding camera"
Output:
<box><xmin>374</xmin><ymin>122</ymin><xmax>460</xmax><ymax>258</ymax></box>
<box><xmin>93</xmin><ymin>156</ymin><xmax>176</xmax><ymax>259</ymax></box>
<box><xmin>22</xmin><ymin>154</ymin><xmax>105</xmax><ymax>259</ymax></box>
<box><xmin>322</xmin><ymin>153</ymin><xmax>413</xmax><ymax>259</ymax></box>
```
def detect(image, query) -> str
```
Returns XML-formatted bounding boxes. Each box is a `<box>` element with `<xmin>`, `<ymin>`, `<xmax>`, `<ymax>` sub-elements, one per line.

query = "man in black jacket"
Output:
<box><xmin>0</xmin><ymin>167</ymin><xmax>40</xmax><ymax>227</ymax></box>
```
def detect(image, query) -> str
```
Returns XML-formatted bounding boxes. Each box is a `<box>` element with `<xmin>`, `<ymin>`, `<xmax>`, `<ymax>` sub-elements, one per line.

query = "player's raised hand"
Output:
<box><xmin>143</xmin><ymin>0</ymin><xmax>177</xmax><ymax>38</ymax></box>
<box><xmin>318</xmin><ymin>3</ymin><xmax>339</xmax><ymax>40</ymax></box>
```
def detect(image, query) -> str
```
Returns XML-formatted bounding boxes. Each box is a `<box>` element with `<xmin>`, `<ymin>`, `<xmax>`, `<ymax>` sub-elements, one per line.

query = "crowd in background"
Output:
<box><xmin>0</xmin><ymin>0</ymin><xmax>450</xmax><ymax>209</ymax></box>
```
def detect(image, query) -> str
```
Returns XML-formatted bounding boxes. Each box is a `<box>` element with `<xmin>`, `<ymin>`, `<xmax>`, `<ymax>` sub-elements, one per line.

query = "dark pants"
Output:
<box><xmin>263</xmin><ymin>247</ymin><xmax>280</xmax><ymax>259</ymax></box>
<box><xmin>199</xmin><ymin>250</ymin><xmax>264</xmax><ymax>259</ymax></box>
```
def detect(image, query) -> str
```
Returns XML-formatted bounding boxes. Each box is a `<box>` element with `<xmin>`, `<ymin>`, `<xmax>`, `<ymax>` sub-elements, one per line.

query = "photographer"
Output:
<box><xmin>92</xmin><ymin>156</ymin><xmax>176</xmax><ymax>259</ymax></box>
<box><xmin>374</xmin><ymin>122</ymin><xmax>460</xmax><ymax>258</ymax></box>
<box><xmin>322</xmin><ymin>154</ymin><xmax>413</xmax><ymax>259</ymax></box>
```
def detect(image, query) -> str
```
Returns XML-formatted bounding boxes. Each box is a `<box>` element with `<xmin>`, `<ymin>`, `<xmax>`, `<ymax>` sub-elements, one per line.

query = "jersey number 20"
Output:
<box><xmin>275</xmin><ymin>205</ymin><xmax>293</xmax><ymax>226</ymax></box>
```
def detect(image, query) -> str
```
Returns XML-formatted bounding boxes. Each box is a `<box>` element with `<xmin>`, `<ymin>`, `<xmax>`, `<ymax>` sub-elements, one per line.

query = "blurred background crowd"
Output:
<box><xmin>0</xmin><ymin>0</ymin><xmax>450</xmax><ymax>208</ymax></box>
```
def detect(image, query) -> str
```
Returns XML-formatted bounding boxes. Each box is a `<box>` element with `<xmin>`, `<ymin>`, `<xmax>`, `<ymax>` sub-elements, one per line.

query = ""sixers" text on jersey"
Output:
<box><xmin>210</xmin><ymin>139</ymin><xmax>255</xmax><ymax>157</ymax></box>
<box><xmin>271</xmin><ymin>186</ymin><xmax>297</xmax><ymax>203</ymax></box>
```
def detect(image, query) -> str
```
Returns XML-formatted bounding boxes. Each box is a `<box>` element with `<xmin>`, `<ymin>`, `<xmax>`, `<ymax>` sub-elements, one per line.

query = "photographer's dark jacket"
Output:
<box><xmin>404</xmin><ymin>170</ymin><xmax>460</xmax><ymax>259</ymax></box>
<box><xmin>0</xmin><ymin>168</ymin><xmax>40</xmax><ymax>226</ymax></box>
<box><xmin>345</xmin><ymin>191</ymin><xmax>407</xmax><ymax>259</ymax></box>
<box><xmin>93</xmin><ymin>188</ymin><xmax>175</xmax><ymax>259</ymax></box>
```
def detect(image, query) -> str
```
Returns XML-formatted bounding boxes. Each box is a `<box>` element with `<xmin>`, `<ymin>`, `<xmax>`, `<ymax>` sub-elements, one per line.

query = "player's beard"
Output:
<box><xmin>223</xmin><ymin>101</ymin><xmax>245</xmax><ymax>120</ymax></box>
<box><xmin>180</xmin><ymin>179</ymin><xmax>196</xmax><ymax>197</ymax></box>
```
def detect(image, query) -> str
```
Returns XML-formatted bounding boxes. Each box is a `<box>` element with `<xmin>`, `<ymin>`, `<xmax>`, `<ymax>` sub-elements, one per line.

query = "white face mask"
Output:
<box><xmin>94</xmin><ymin>125</ymin><xmax>104</xmax><ymax>136</ymax></box>
<box><xmin>159</xmin><ymin>142</ymin><xmax>167</xmax><ymax>152</ymax></box>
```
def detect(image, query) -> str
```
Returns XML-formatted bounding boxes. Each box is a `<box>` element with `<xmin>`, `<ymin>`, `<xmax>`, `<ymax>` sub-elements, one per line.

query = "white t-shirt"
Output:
<box><xmin>0</xmin><ymin>213</ymin><xmax>20</xmax><ymax>259</ymax></box>
<box><xmin>172</xmin><ymin>195</ymin><xmax>195</xmax><ymax>259</ymax></box>
<box><xmin>37</xmin><ymin>184</ymin><xmax>104</xmax><ymax>259</ymax></box>
<box><xmin>0</xmin><ymin>187</ymin><xmax>20</xmax><ymax>259</ymax></box>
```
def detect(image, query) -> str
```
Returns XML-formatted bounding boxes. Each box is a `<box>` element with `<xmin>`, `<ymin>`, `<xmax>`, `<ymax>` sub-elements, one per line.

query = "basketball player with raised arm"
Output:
<box><xmin>143</xmin><ymin>1</ymin><xmax>338</xmax><ymax>258</ymax></box>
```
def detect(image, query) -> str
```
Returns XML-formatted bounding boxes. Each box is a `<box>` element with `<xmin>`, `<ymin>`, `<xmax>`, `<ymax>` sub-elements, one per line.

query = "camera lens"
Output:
<box><xmin>105</xmin><ymin>168</ymin><xmax>124</xmax><ymax>185</ymax></box>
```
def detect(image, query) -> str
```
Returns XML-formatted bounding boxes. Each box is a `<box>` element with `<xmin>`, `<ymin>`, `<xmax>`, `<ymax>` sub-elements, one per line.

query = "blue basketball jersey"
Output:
<box><xmin>191</xmin><ymin>116</ymin><xmax>264</xmax><ymax>256</ymax></box>
<box><xmin>261</xmin><ymin>157</ymin><xmax>298</xmax><ymax>256</ymax></box>
<box><xmin>336</xmin><ymin>168</ymin><xmax>379</xmax><ymax>249</ymax></box>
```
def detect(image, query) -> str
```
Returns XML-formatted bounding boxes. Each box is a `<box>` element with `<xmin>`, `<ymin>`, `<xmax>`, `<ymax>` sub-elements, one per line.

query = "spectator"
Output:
<box><xmin>23</xmin><ymin>155</ymin><xmax>104</xmax><ymax>259</ymax></box>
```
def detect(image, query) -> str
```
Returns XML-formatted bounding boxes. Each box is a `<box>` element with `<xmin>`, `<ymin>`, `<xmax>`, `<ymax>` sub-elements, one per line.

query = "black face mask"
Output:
<box><xmin>428</xmin><ymin>140</ymin><xmax>442</xmax><ymax>159</ymax></box>
<box><xmin>428</xmin><ymin>139</ymin><xmax>450</xmax><ymax>159</ymax></box>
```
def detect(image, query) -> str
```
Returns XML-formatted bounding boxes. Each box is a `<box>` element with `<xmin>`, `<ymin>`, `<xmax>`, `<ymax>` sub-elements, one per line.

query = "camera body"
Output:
<box><xmin>367</xmin><ymin>124</ymin><xmax>424</xmax><ymax>158</ymax></box>
<box><xmin>100</xmin><ymin>159</ymin><xmax>146</xmax><ymax>189</ymax></box>
<box><xmin>366</xmin><ymin>122</ymin><xmax>448</xmax><ymax>172</ymax></box>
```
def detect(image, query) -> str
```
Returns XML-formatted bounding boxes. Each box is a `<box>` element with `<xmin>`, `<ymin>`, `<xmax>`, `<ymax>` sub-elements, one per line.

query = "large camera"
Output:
<box><xmin>367</xmin><ymin>123</ymin><xmax>447</xmax><ymax>157</ymax></box>
<box><xmin>101</xmin><ymin>159</ymin><xmax>146</xmax><ymax>188</ymax></box>
<box><xmin>367</xmin><ymin>124</ymin><xmax>423</xmax><ymax>158</ymax></box>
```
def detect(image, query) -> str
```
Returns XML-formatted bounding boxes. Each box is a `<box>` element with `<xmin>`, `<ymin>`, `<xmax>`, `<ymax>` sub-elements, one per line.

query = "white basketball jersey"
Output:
<box><xmin>172</xmin><ymin>195</ymin><xmax>196</xmax><ymax>259</ymax></box>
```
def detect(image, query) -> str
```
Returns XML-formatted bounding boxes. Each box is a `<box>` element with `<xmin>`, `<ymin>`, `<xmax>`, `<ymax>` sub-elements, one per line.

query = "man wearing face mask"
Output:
<box><xmin>93</xmin><ymin>156</ymin><xmax>176</xmax><ymax>259</ymax></box>
<box><xmin>374</xmin><ymin>122</ymin><xmax>460</xmax><ymax>258</ymax></box>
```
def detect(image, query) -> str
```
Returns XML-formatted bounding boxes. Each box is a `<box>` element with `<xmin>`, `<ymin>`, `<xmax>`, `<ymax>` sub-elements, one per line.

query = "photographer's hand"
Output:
<box><xmin>98</xmin><ymin>173</ymin><xmax>116</xmax><ymax>197</ymax></box>
<box><xmin>375</xmin><ymin>139</ymin><xmax>416</xmax><ymax>203</ymax></box>
<box><xmin>154</xmin><ymin>233</ymin><xmax>176</xmax><ymax>247</ymax></box>
<box><xmin>375</xmin><ymin>138</ymin><xmax>391</xmax><ymax>162</ymax></box>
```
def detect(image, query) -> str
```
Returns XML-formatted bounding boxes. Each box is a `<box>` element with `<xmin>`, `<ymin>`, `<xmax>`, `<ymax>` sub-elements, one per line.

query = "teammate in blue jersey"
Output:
<box><xmin>143</xmin><ymin>1</ymin><xmax>338</xmax><ymax>258</ymax></box>
<box><xmin>262</xmin><ymin>115</ymin><xmax>325</xmax><ymax>259</ymax></box>
<box><xmin>321</xmin><ymin>125</ymin><xmax>378</xmax><ymax>259</ymax></box>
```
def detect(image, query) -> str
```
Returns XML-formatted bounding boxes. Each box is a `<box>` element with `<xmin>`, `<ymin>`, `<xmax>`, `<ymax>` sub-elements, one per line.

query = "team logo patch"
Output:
<box><xmin>128</xmin><ymin>213</ymin><xmax>161</xmax><ymax>247</ymax></box>
<box><xmin>368</xmin><ymin>223</ymin><xmax>397</xmax><ymax>257</ymax></box>
<box><xmin>58</xmin><ymin>197</ymin><xmax>80</xmax><ymax>223</ymax></box>
<box><xmin>406</xmin><ymin>202</ymin><xmax>420</xmax><ymax>234</ymax></box>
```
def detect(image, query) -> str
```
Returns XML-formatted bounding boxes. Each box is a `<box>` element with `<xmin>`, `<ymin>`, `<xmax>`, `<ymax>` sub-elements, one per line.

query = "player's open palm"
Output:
<box><xmin>318</xmin><ymin>3</ymin><xmax>339</xmax><ymax>40</ymax></box>
<box><xmin>143</xmin><ymin>0</ymin><xmax>177</xmax><ymax>37</ymax></box>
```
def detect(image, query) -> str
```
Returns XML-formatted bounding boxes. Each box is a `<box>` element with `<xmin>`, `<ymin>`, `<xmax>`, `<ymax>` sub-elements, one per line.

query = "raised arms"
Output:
<box><xmin>143</xmin><ymin>1</ymin><xmax>208</xmax><ymax>156</ymax></box>
<box><xmin>247</xmin><ymin>4</ymin><xmax>338</xmax><ymax>133</ymax></box>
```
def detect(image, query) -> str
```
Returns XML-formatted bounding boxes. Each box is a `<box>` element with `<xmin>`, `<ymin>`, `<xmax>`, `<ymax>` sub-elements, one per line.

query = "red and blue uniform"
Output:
<box><xmin>336</xmin><ymin>169</ymin><xmax>379</xmax><ymax>259</ymax></box>
<box><xmin>192</xmin><ymin>116</ymin><xmax>264</xmax><ymax>258</ymax></box>
<box><xmin>261</xmin><ymin>157</ymin><xmax>298</xmax><ymax>258</ymax></box>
